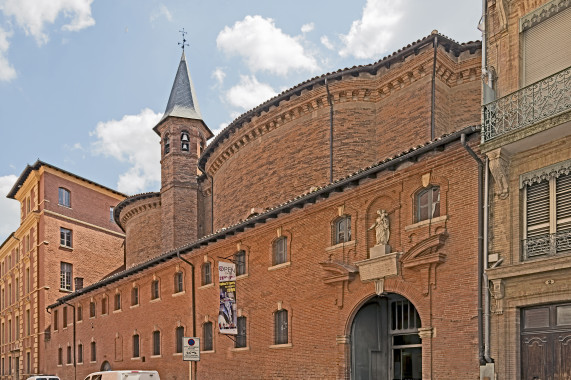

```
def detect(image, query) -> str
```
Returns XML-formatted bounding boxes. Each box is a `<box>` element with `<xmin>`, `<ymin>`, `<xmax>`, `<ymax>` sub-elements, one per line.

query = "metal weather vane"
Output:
<box><xmin>178</xmin><ymin>28</ymin><xmax>189</xmax><ymax>51</ymax></box>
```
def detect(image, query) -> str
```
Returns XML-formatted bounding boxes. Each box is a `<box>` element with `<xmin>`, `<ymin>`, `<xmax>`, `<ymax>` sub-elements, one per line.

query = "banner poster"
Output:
<box><xmin>218</xmin><ymin>261</ymin><xmax>237</xmax><ymax>334</ymax></box>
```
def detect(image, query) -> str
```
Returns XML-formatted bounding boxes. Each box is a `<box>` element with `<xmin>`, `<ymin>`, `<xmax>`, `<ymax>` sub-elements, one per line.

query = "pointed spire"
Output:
<box><xmin>160</xmin><ymin>51</ymin><xmax>203</xmax><ymax>123</ymax></box>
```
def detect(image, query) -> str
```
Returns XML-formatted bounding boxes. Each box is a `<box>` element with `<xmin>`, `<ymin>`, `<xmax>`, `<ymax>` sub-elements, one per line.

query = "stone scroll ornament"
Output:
<box><xmin>369</xmin><ymin>209</ymin><xmax>390</xmax><ymax>245</ymax></box>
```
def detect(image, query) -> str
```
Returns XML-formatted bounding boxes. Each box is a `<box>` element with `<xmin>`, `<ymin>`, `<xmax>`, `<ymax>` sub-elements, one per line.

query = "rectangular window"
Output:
<box><xmin>77</xmin><ymin>344</ymin><xmax>83</xmax><ymax>363</ymax></box>
<box><xmin>202</xmin><ymin>263</ymin><xmax>212</xmax><ymax>285</ymax></box>
<box><xmin>63</xmin><ymin>306</ymin><xmax>68</xmax><ymax>327</ymax></box>
<box><xmin>132</xmin><ymin>334</ymin><xmax>140</xmax><ymax>358</ymax></box>
<box><xmin>131</xmin><ymin>287</ymin><xmax>139</xmax><ymax>306</ymax></box>
<box><xmin>174</xmin><ymin>272</ymin><xmax>183</xmax><ymax>293</ymax></box>
<box><xmin>335</xmin><ymin>216</ymin><xmax>352</xmax><ymax>244</ymax></box>
<box><xmin>89</xmin><ymin>302</ymin><xmax>96</xmax><ymax>318</ymax></box>
<box><xmin>26</xmin><ymin>309</ymin><xmax>30</xmax><ymax>335</ymax></box>
<box><xmin>90</xmin><ymin>341</ymin><xmax>96</xmax><ymax>362</ymax></box>
<box><xmin>26</xmin><ymin>352</ymin><xmax>30</xmax><ymax>374</ymax></box>
<box><xmin>273</xmin><ymin>237</ymin><xmax>287</xmax><ymax>265</ymax></box>
<box><xmin>53</xmin><ymin>310</ymin><xmax>58</xmax><ymax>331</ymax></box>
<box><xmin>60</xmin><ymin>228</ymin><xmax>72</xmax><ymax>248</ymax></box>
<box><xmin>74</xmin><ymin>277</ymin><xmax>84</xmax><ymax>290</ymax></box>
<box><xmin>15</xmin><ymin>316</ymin><xmax>19</xmax><ymax>339</ymax></box>
<box><xmin>236</xmin><ymin>316</ymin><xmax>247</xmax><ymax>348</ymax></box>
<box><xmin>58</xmin><ymin>348</ymin><xmax>62</xmax><ymax>365</ymax></box>
<box><xmin>77</xmin><ymin>304</ymin><xmax>83</xmax><ymax>322</ymax></box>
<box><xmin>176</xmin><ymin>326</ymin><xmax>184</xmax><ymax>353</ymax></box>
<box><xmin>151</xmin><ymin>281</ymin><xmax>160</xmax><ymax>300</ymax></box>
<box><xmin>58</xmin><ymin>188</ymin><xmax>71</xmax><ymax>207</ymax></box>
<box><xmin>152</xmin><ymin>331</ymin><xmax>161</xmax><ymax>356</ymax></box>
<box><xmin>110</xmin><ymin>207</ymin><xmax>114</xmax><ymax>222</ymax></box>
<box><xmin>60</xmin><ymin>262</ymin><xmax>72</xmax><ymax>291</ymax></box>
<box><xmin>114</xmin><ymin>293</ymin><xmax>121</xmax><ymax>311</ymax></box>
<box><xmin>275</xmin><ymin>309</ymin><xmax>288</xmax><ymax>345</ymax></box>
<box><xmin>15</xmin><ymin>278</ymin><xmax>19</xmax><ymax>301</ymax></box>
<box><xmin>203</xmin><ymin>322</ymin><xmax>213</xmax><ymax>351</ymax></box>
<box><xmin>67</xmin><ymin>346</ymin><xmax>72</xmax><ymax>364</ymax></box>
<box><xmin>25</xmin><ymin>268</ymin><xmax>30</xmax><ymax>294</ymax></box>
<box><xmin>101</xmin><ymin>297</ymin><xmax>107</xmax><ymax>315</ymax></box>
<box><xmin>235</xmin><ymin>251</ymin><xmax>246</xmax><ymax>276</ymax></box>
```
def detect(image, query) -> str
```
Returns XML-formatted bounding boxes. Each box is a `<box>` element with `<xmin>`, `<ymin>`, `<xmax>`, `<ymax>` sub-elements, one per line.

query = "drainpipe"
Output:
<box><xmin>482</xmin><ymin>157</ymin><xmax>493</xmax><ymax>363</ymax></box>
<box><xmin>430</xmin><ymin>34</ymin><xmax>438</xmax><ymax>140</ymax></box>
<box><xmin>177</xmin><ymin>251</ymin><xmax>197</xmax><ymax>380</ymax></box>
<box><xmin>325</xmin><ymin>77</ymin><xmax>334</xmax><ymax>183</ymax></box>
<box><xmin>461</xmin><ymin>133</ymin><xmax>486</xmax><ymax>365</ymax></box>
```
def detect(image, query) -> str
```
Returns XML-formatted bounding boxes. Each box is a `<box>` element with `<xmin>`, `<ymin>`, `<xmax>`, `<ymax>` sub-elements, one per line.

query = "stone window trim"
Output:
<box><xmin>519</xmin><ymin>158</ymin><xmax>571</xmax><ymax>189</ymax></box>
<box><xmin>273</xmin><ymin>303</ymin><xmax>292</xmax><ymax>346</ymax></box>
<box><xmin>405</xmin><ymin>215</ymin><xmax>448</xmax><ymax>232</ymax></box>
<box><xmin>326</xmin><ymin>240</ymin><xmax>357</xmax><ymax>252</ymax></box>
<box><xmin>270</xmin><ymin>229</ymin><xmax>292</xmax><ymax>267</ymax></box>
<box><xmin>174</xmin><ymin>270</ymin><xmax>185</xmax><ymax>294</ymax></box>
<box><xmin>519</xmin><ymin>0</ymin><xmax>571</xmax><ymax>32</ymax></box>
<box><xmin>234</xmin><ymin>249</ymin><xmax>247</xmax><ymax>277</ymax></box>
<box><xmin>332</xmin><ymin>215</ymin><xmax>352</xmax><ymax>245</ymax></box>
<box><xmin>409</xmin><ymin>176</ymin><xmax>449</xmax><ymax>225</ymax></box>
<box><xmin>151</xmin><ymin>278</ymin><xmax>160</xmax><ymax>301</ymax></box>
<box><xmin>60</xmin><ymin>227</ymin><xmax>73</xmax><ymax>249</ymax></box>
<box><xmin>268</xmin><ymin>262</ymin><xmax>291</xmax><ymax>271</ymax></box>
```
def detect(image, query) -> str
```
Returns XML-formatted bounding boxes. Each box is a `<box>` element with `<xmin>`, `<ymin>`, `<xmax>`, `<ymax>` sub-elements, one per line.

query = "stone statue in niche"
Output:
<box><xmin>369</xmin><ymin>209</ymin><xmax>390</xmax><ymax>245</ymax></box>
<box><xmin>368</xmin><ymin>209</ymin><xmax>391</xmax><ymax>257</ymax></box>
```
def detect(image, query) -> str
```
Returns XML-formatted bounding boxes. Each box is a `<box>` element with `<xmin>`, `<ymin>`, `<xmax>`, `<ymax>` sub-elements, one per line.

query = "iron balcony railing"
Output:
<box><xmin>482</xmin><ymin>66</ymin><xmax>571</xmax><ymax>142</ymax></box>
<box><xmin>522</xmin><ymin>229</ymin><xmax>571</xmax><ymax>261</ymax></box>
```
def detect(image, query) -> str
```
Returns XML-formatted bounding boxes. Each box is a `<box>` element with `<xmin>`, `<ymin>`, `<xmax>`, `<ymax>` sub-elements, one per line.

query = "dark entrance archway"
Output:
<box><xmin>100</xmin><ymin>360</ymin><xmax>112</xmax><ymax>371</ymax></box>
<box><xmin>351</xmin><ymin>294</ymin><xmax>422</xmax><ymax>380</ymax></box>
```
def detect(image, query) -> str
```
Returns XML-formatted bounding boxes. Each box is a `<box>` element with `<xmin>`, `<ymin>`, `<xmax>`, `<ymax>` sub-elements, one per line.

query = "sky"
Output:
<box><xmin>0</xmin><ymin>0</ymin><xmax>482</xmax><ymax>240</ymax></box>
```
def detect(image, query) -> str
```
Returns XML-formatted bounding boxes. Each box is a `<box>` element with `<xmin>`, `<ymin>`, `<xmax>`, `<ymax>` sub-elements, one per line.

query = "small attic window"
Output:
<box><xmin>164</xmin><ymin>136</ymin><xmax>170</xmax><ymax>154</ymax></box>
<box><xmin>181</xmin><ymin>132</ymin><xmax>190</xmax><ymax>152</ymax></box>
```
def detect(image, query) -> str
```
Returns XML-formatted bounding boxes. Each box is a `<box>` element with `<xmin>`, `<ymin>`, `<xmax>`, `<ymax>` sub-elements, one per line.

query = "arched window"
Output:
<box><xmin>334</xmin><ymin>215</ymin><xmax>352</xmax><ymax>244</ymax></box>
<box><xmin>273</xmin><ymin>237</ymin><xmax>287</xmax><ymax>266</ymax></box>
<box><xmin>151</xmin><ymin>280</ymin><xmax>160</xmax><ymax>300</ymax></box>
<box><xmin>174</xmin><ymin>271</ymin><xmax>184</xmax><ymax>293</ymax></box>
<box><xmin>58</xmin><ymin>187</ymin><xmax>71</xmax><ymax>207</ymax></box>
<box><xmin>274</xmin><ymin>309</ymin><xmax>288</xmax><ymax>345</ymax></box>
<box><xmin>164</xmin><ymin>135</ymin><xmax>170</xmax><ymax>155</ymax></box>
<box><xmin>202</xmin><ymin>262</ymin><xmax>212</xmax><ymax>286</ymax></box>
<box><xmin>181</xmin><ymin>131</ymin><xmax>190</xmax><ymax>152</ymax></box>
<box><xmin>416</xmin><ymin>186</ymin><xmax>440</xmax><ymax>222</ymax></box>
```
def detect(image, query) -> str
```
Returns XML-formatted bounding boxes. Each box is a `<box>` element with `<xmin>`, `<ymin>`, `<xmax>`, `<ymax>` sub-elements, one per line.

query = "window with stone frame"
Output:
<box><xmin>415</xmin><ymin>186</ymin><xmax>440</xmax><ymax>222</ymax></box>
<box><xmin>201</xmin><ymin>262</ymin><xmax>212</xmax><ymax>286</ymax></box>
<box><xmin>152</xmin><ymin>330</ymin><xmax>161</xmax><ymax>356</ymax></box>
<box><xmin>131</xmin><ymin>286</ymin><xmax>139</xmax><ymax>306</ymax></box>
<box><xmin>53</xmin><ymin>310</ymin><xmax>58</xmax><ymax>331</ymax></box>
<box><xmin>60</xmin><ymin>262</ymin><xmax>72</xmax><ymax>291</ymax></box>
<box><xmin>89</xmin><ymin>301</ymin><xmax>96</xmax><ymax>318</ymax></box>
<box><xmin>274</xmin><ymin>309</ymin><xmax>288</xmax><ymax>345</ymax></box>
<box><xmin>60</xmin><ymin>228</ymin><xmax>72</xmax><ymax>248</ymax></box>
<box><xmin>77</xmin><ymin>343</ymin><xmax>83</xmax><ymax>363</ymax></box>
<box><xmin>174</xmin><ymin>271</ymin><xmax>184</xmax><ymax>293</ymax></box>
<box><xmin>203</xmin><ymin>322</ymin><xmax>213</xmax><ymax>351</ymax></box>
<box><xmin>522</xmin><ymin>165</ymin><xmax>571</xmax><ymax>260</ymax></box>
<box><xmin>67</xmin><ymin>345</ymin><xmax>72</xmax><ymax>364</ymax></box>
<box><xmin>63</xmin><ymin>306</ymin><xmax>68</xmax><ymax>327</ymax></box>
<box><xmin>235</xmin><ymin>316</ymin><xmax>247</xmax><ymax>348</ymax></box>
<box><xmin>90</xmin><ymin>341</ymin><xmax>96</xmax><ymax>362</ymax></box>
<box><xmin>235</xmin><ymin>250</ymin><xmax>246</xmax><ymax>276</ymax></box>
<box><xmin>132</xmin><ymin>334</ymin><xmax>140</xmax><ymax>358</ymax></box>
<box><xmin>334</xmin><ymin>215</ymin><xmax>352</xmax><ymax>244</ymax></box>
<box><xmin>273</xmin><ymin>237</ymin><xmax>287</xmax><ymax>266</ymax></box>
<box><xmin>175</xmin><ymin>326</ymin><xmax>185</xmax><ymax>353</ymax></box>
<box><xmin>58</xmin><ymin>187</ymin><xmax>71</xmax><ymax>207</ymax></box>
<box><xmin>151</xmin><ymin>280</ymin><xmax>160</xmax><ymax>300</ymax></box>
<box><xmin>114</xmin><ymin>293</ymin><xmax>121</xmax><ymax>311</ymax></box>
<box><xmin>101</xmin><ymin>296</ymin><xmax>108</xmax><ymax>315</ymax></box>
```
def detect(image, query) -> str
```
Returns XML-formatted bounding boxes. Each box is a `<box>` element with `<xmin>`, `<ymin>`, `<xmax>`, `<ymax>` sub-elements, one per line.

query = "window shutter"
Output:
<box><xmin>556</xmin><ymin>173</ymin><xmax>571</xmax><ymax>254</ymax></box>
<box><xmin>522</xmin><ymin>7</ymin><xmax>571</xmax><ymax>86</ymax></box>
<box><xmin>526</xmin><ymin>180</ymin><xmax>550</xmax><ymax>239</ymax></box>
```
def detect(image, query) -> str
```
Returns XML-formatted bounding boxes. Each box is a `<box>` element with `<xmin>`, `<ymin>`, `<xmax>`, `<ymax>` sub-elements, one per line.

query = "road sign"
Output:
<box><xmin>182</xmin><ymin>337</ymin><xmax>200</xmax><ymax>361</ymax></box>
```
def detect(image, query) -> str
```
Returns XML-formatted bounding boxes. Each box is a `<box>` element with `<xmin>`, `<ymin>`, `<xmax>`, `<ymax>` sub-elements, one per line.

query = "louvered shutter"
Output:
<box><xmin>522</xmin><ymin>7</ymin><xmax>571</xmax><ymax>86</ymax></box>
<box><xmin>526</xmin><ymin>180</ymin><xmax>550</xmax><ymax>239</ymax></box>
<box><xmin>556</xmin><ymin>173</ymin><xmax>571</xmax><ymax>253</ymax></box>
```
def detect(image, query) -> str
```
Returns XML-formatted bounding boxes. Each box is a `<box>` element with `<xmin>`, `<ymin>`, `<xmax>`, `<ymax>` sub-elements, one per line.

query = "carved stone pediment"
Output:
<box><xmin>318</xmin><ymin>261</ymin><xmax>358</xmax><ymax>309</ymax></box>
<box><xmin>355</xmin><ymin>252</ymin><xmax>402</xmax><ymax>282</ymax></box>
<box><xmin>401</xmin><ymin>232</ymin><xmax>448</xmax><ymax>295</ymax></box>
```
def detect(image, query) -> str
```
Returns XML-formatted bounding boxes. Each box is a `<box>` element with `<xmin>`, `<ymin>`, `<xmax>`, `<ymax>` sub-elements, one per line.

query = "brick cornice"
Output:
<box><xmin>118</xmin><ymin>193</ymin><xmax>162</xmax><ymax>229</ymax></box>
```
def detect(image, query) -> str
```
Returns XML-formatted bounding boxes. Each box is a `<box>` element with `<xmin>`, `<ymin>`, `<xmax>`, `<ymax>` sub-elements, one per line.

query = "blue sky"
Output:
<box><xmin>0</xmin><ymin>0</ymin><xmax>482</xmax><ymax>239</ymax></box>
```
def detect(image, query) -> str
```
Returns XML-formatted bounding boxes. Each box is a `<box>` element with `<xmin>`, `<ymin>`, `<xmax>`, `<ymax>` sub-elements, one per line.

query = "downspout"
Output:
<box><xmin>461</xmin><ymin>133</ymin><xmax>486</xmax><ymax>365</ymax></box>
<box><xmin>483</xmin><ymin>157</ymin><xmax>494</xmax><ymax>363</ymax></box>
<box><xmin>177</xmin><ymin>251</ymin><xmax>197</xmax><ymax>379</ymax></box>
<box><xmin>430</xmin><ymin>34</ymin><xmax>438</xmax><ymax>140</ymax></box>
<box><xmin>325</xmin><ymin>77</ymin><xmax>334</xmax><ymax>183</ymax></box>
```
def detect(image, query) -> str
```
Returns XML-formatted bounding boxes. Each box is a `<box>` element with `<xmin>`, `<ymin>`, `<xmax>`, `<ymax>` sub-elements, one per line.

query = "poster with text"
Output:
<box><xmin>218</xmin><ymin>261</ymin><xmax>237</xmax><ymax>334</ymax></box>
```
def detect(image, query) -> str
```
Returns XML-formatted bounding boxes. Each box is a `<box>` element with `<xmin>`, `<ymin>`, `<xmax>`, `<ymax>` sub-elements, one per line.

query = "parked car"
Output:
<box><xmin>84</xmin><ymin>370</ymin><xmax>160</xmax><ymax>380</ymax></box>
<box><xmin>26</xmin><ymin>376</ymin><xmax>61</xmax><ymax>380</ymax></box>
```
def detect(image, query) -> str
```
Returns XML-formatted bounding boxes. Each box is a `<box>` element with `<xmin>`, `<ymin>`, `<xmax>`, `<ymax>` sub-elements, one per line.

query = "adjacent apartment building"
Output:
<box><xmin>0</xmin><ymin>161</ymin><xmax>125</xmax><ymax>379</ymax></box>
<box><xmin>481</xmin><ymin>0</ymin><xmax>571</xmax><ymax>378</ymax></box>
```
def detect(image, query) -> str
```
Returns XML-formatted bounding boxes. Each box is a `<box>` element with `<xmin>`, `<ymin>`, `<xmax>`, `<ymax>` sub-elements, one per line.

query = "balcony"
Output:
<box><xmin>522</xmin><ymin>229</ymin><xmax>571</xmax><ymax>261</ymax></box>
<box><xmin>482</xmin><ymin>66</ymin><xmax>571</xmax><ymax>145</ymax></box>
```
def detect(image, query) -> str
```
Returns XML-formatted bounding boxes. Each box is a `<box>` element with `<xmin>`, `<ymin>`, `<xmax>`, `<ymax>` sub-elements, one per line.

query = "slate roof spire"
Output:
<box><xmin>159</xmin><ymin>50</ymin><xmax>203</xmax><ymax>123</ymax></box>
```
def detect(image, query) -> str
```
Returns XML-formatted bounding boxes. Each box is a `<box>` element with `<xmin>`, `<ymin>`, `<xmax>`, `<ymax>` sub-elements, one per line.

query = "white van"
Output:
<box><xmin>84</xmin><ymin>370</ymin><xmax>160</xmax><ymax>380</ymax></box>
<box><xmin>26</xmin><ymin>376</ymin><xmax>61</xmax><ymax>380</ymax></box>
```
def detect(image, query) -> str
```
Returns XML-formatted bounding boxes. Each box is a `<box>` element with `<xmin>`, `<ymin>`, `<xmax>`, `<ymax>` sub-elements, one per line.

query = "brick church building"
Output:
<box><xmin>43</xmin><ymin>31</ymin><xmax>485</xmax><ymax>380</ymax></box>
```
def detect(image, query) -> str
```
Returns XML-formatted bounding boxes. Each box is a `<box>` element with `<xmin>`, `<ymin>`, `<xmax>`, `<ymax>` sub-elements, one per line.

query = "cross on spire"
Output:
<box><xmin>178</xmin><ymin>28</ymin><xmax>189</xmax><ymax>51</ymax></box>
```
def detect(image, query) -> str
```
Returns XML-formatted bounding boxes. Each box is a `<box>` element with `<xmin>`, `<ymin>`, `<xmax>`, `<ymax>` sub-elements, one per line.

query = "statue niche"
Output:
<box><xmin>369</xmin><ymin>209</ymin><xmax>391</xmax><ymax>257</ymax></box>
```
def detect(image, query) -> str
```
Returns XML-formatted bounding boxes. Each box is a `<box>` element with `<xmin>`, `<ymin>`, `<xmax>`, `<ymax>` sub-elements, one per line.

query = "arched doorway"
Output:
<box><xmin>351</xmin><ymin>294</ymin><xmax>422</xmax><ymax>380</ymax></box>
<box><xmin>100</xmin><ymin>360</ymin><xmax>112</xmax><ymax>371</ymax></box>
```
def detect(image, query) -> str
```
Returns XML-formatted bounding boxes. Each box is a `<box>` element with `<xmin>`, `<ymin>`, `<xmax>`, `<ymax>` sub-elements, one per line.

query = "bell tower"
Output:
<box><xmin>153</xmin><ymin>49</ymin><xmax>213</xmax><ymax>252</ymax></box>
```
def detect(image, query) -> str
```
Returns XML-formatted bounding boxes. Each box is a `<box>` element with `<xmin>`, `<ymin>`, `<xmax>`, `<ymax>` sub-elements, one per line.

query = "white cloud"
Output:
<box><xmin>225</xmin><ymin>75</ymin><xmax>277</xmax><ymax>111</ymax></box>
<box><xmin>301</xmin><ymin>22</ymin><xmax>314</xmax><ymax>34</ymax></box>
<box><xmin>320</xmin><ymin>35</ymin><xmax>334</xmax><ymax>50</ymax></box>
<box><xmin>212</xmin><ymin>68</ymin><xmax>226</xmax><ymax>86</ymax></box>
<box><xmin>90</xmin><ymin>108</ymin><xmax>162</xmax><ymax>195</ymax></box>
<box><xmin>0</xmin><ymin>0</ymin><xmax>95</xmax><ymax>44</ymax></box>
<box><xmin>338</xmin><ymin>0</ymin><xmax>402</xmax><ymax>59</ymax></box>
<box><xmin>150</xmin><ymin>4</ymin><xmax>173</xmax><ymax>23</ymax></box>
<box><xmin>0</xmin><ymin>27</ymin><xmax>16</xmax><ymax>81</ymax></box>
<box><xmin>0</xmin><ymin>175</ymin><xmax>19</xmax><ymax>240</ymax></box>
<box><xmin>216</xmin><ymin>15</ymin><xmax>319</xmax><ymax>76</ymax></box>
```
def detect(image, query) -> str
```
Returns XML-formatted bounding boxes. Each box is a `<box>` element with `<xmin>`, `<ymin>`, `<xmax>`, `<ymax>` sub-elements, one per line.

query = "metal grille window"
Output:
<box><xmin>151</xmin><ymin>280</ymin><xmax>160</xmax><ymax>300</ymax></box>
<box><xmin>335</xmin><ymin>216</ymin><xmax>352</xmax><ymax>244</ymax></box>
<box><xmin>523</xmin><ymin>171</ymin><xmax>571</xmax><ymax>260</ymax></box>
<box><xmin>175</xmin><ymin>326</ymin><xmax>184</xmax><ymax>353</ymax></box>
<box><xmin>89</xmin><ymin>302</ymin><xmax>96</xmax><ymax>318</ymax></box>
<box><xmin>416</xmin><ymin>186</ymin><xmax>440</xmax><ymax>222</ymax></box>
<box><xmin>132</xmin><ymin>334</ymin><xmax>140</xmax><ymax>358</ymax></box>
<box><xmin>60</xmin><ymin>262</ymin><xmax>72</xmax><ymax>291</ymax></box>
<box><xmin>90</xmin><ymin>341</ymin><xmax>96</xmax><ymax>362</ymax></box>
<box><xmin>235</xmin><ymin>250</ymin><xmax>246</xmax><ymax>276</ymax></box>
<box><xmin>202</xmin><ymin>263</ymin><xmax>212</xmax><ymax>285</ymax></box>
<box><xmin>152</xmin><ymin>330</ymin><xmax>161</xmax><ymax>356</ymax></box>
<box><xmin>235</xmin><ymin>316</ymin><xmax>247</xmax><ymax>348</ymax></box>
<box><xmin>273</xmin><ymin>237</ymin><xmax>287</xmax><ymax>266</ymax></box>
<box><xmin>275</xmin><ymin>309</ymin><xmax>288</xmax><ymax>345</ymax></box>
<box><xmin>174</xmin><ymin>272</ymin><xmax>184</xmax><ymax>293</ymax></box>
<box><xmin>78</xmin><ymin>343</ymin><xmax>83</xmax><ymax>363</ymax></box>
<box><xmin>132</xmin><ymin>287</ymin><xmax>139</xmax><ymax>306</ymax></box>
<box><xmin>58</xmin><ymin>188</ymin><xmax>71</xmax><ymax>207</ymax></box>
<box><xmin>203</xmin><ymin>322</ymin><xmax>213</xmax><ymax>351</ymax></box>
<box><xmin>60</xmin><ymin>228</ymin><xmax>72</xmax><ymax>248</ymax></box>
<box><xmin>114</xmin><ymin>293</ymin><xmax>121</xmax><ymax>311</ymax></box>
<box><xmin>390</xmin><ymin>299</ymin><xmax>421</xmax><ymax>333</ymax></box>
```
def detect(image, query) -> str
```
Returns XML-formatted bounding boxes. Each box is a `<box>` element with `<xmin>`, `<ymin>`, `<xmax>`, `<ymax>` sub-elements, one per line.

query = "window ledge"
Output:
<box><xmin>150</xmin><ymin>355</ymin><xmax>162</xmax><ymax>358</ymax></box>
<box><xmin>405</xmin><ymin>215</ymin><xmax>447</xmax><ymax>231</ymax></box>
<box><xmin>268</xmin><ymin>262</ymin><xmax>291</xmax><ymax>271</ymax></box>
<box><xmin>326</xmin><ymin>240</ymin><xmax>356</xmax><ymax>252</ymax></box>
<box><xmin>101</xmin><ymin>313</ymin><xmax>108</xmax><ymax>317</ymax></box>
<box><xmin>89</xmin><ymin>316</ymin><xmax>95</xmax><ymax>319</ymax></box>
<box><xmin>236</xmin><ymin>273</ymin><xmax>249</xmax><ymax>280</ymax></box>
<box><xmin>172</xmin><ymin>291</ymin><xmax>186</xmax><ymax>297</ymax></box>
<box><xmin>173</xmin><ymin>352</ymin><xmax>183</xmax><ymax>356</ymax></box>
<box><xmin>77</xmin><ymin>320</ymin><xmax>83</xmax><ymax>324</ymax></box>
<box><xmin>269</xmin><ymin>343</ymin><xmax>292</xmax><ymax>349</ymax></box>
<box><xmin>150</xmin><ymin>298</ymin><xmax>161</xmax><ymax>303</ymax></box>
<box><xmin>199</xmin><ymin>283</ymin><xmax>214</xmax><ymax>290</ymax></box>
<box><xmin>59</xmin><ymin>288</ymin><xmax>72</xmax><ymax>294</ymax></box>
<box><xmin>66</xmin><ymin>363</ymin><xmax>73</xmax><ymax>366</ymax></box>
<box><xmin>113</xmin><ymin>309</ymin><xmax>122</xmax><ymax>314</ymax></box>
<box><xmin>130</xmin><ymin>304</ymin><xmax>140</xmax><ymax>309</ymax></box>
<box><xmin>131</xmin><ymin>357</ymin><xmax>141</xmax><ymax>361</ymax></box>
<box><xmin>58</xmin><ymin>204</ymin><xmax>72</xmax><ymax>209</ymax></box>
<box><xmin>230</xmin><ymin>346</ymin><xmax>250</xmax><ymax>352</ymax></box>
<box><xmin>200</xmin><ymin>350</ymin><xmax>215</xmax><ymax>354</ymax></box>
<box><xmin>59</xmin><ymin>245</ymin><xmax>73</xmax><ymax>251</ymax></box>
